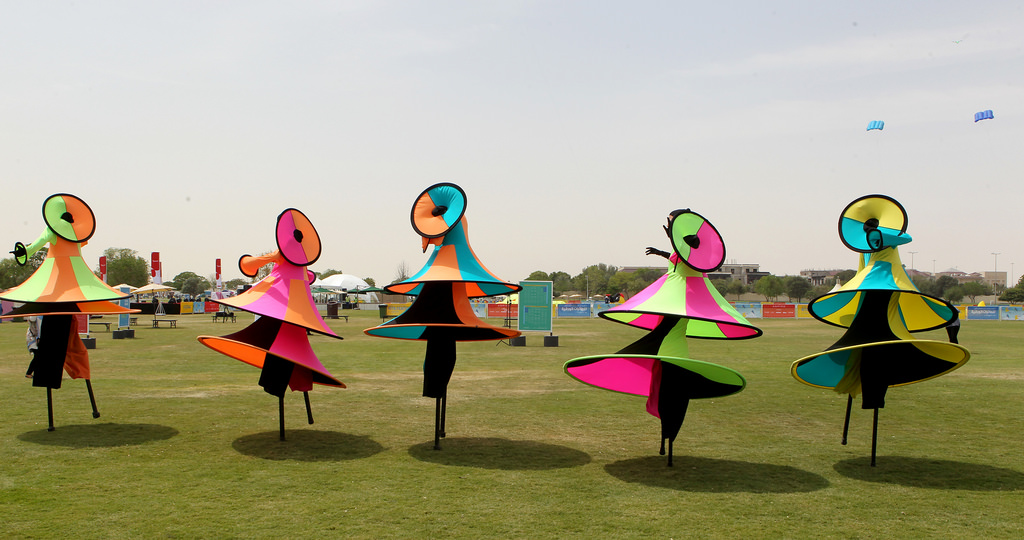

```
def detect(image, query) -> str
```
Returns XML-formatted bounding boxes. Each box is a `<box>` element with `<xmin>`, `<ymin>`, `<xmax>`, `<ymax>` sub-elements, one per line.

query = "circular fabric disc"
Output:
<box><xmin>669</xmin><ymin>210</ymin><xmax>725</xmax><ymax>272</ymax></box>
<box><xmin>276</xmin><ymin>208</ymin><xmax>321</xmax><ymax>266</ymax></box>
<box><xmin>42</xmin><ymin>193</ymin><xmax>95</xmax><ymax>243</ymax></box>
<box><xmin>839</xmin><ymin>194</ymin><xmax>908</xmax><ymax>252</ymax></box>
<box><xmin>410</xmin><ymin>183</ymin><xmax>467</xmax><ymax>238</ymax></box>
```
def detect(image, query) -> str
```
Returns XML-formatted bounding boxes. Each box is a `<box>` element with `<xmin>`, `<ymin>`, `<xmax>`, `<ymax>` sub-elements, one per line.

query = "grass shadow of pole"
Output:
<box><xmin>605</xmin><ymin>455</ymin><xmax>830</xmax><ymax>493</ymax></box>
<box><xmin>17</xmin><ymin>423</ymin><xmax>179</xmax><ymax>448</ymax></box>
<box><xmin>233</xmin><ymin>430</ymin><xmax>384</xmax><ymax>462</ymax></box>
<box><xmin>408</xmin><ymin>437</ymin><xmax>591</xmax><ymax>470</ymax></box>
<box><xmin>834</xmin><ymin>456</ymin><xmax>1024</xmax><ymax>490</ymax></box>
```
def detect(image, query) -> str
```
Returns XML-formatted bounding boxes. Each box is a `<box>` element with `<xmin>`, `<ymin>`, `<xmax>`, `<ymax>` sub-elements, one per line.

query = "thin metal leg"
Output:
<box><xmin>304</xmin><ymin>391</ymin><xmax>314</xmax><ymax>425</ymax></box>
<box><xmin>278</xmin><ymin>395</ymin><xmax>286</xmax><ymax>441</ymax></box>
<box><xmin>439</xmin><ymin>395</ymin><xmax>447</xmax><ymax>438</ymax></box>
<box><xmin>86</xmin><ymin>379</ymin><xmax>100</xmax><ymax>419</ymax></box>
<box><xmin>667</xmin><ymin>438</ymin><xmax>674</xmax><ymax>467</ymax></box>
<box><xmin>433</xmin><ymin>398</ymin><xmax>442</xmax><ymax>450</ymax></box>
<box><xmin>659</xmin><ymin>438</ymin><xmax>666</xmax><ymax>456</ymax></box>
<box><xmin>870</xmin><ymin>408</ymin><xmax>879</xmax><ymax>467</ymax></box>
<box><xmin>841</xmin><ymin>394</ymin><xmax>853</xmax><ymax>445</ymax></box>
<box><xmin>47</xmin><ymin>388</ymin><xmax>55</xmax><ymax>432</ymax></box>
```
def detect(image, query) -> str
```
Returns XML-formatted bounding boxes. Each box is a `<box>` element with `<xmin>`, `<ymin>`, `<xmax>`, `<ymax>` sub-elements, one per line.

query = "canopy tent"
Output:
<box><xmin>311</xmin><ymin>274</ymin><xmax>379</xmax><ymax>303</ymax></box>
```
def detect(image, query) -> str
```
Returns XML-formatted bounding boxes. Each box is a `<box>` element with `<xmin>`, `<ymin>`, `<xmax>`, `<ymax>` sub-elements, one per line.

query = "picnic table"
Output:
<box><xmin>89</xmin><ymin>321</ymin><xmax>112</xmax><ymax>332</ymax></box>
<box><xmin>212</xmin><ymin>312</ymin><xmax>236</xmax><ymax>322</ymax></box>
<box><xmin>152</xmin><ymin>319</ymin><xmax>178</xmax><ymax>328</ymax></box>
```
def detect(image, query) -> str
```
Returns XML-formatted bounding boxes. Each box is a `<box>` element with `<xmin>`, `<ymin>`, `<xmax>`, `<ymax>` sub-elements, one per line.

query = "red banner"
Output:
<box><xmin>99</xmin><ymin>256</ymin><xmax>107</xmax><ymax>283</ymax></box>
<box><xmin>762</xmin><ymin>303</ymin><xmax>796</xmax><ymax>318</ymax></box>
<box><xmin>151</xmin><ymin>252</ymin><xmax>162</xmax><ymax>284</ymax></box>
<box><xmin>487</xmin><ymin>303</ymin><xmax>518</xmax><ymax>318</ymax></box>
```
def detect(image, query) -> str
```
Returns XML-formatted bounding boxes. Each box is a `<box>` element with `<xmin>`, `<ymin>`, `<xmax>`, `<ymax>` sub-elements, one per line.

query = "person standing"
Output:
<box><xmin>25</xmin><ymin>315</ymin><xmax>42</xmax><ymax>377</ymax></box>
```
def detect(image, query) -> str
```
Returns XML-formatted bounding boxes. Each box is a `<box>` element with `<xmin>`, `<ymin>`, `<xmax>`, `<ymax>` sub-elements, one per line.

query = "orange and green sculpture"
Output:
<box><xmin>198</xmin><ymin>208</ymin><xmax>344</xmax><ymax>440</ymax></box>
<box><xmin>792</xmin><ymin>195</ymin><xmax>970</xmax><ymax>466</ymax></box>
<box><xmin>366</xmin><ymin>183</ymin><xmax>521</xmax><ymax>449</ymax></box>
<box><xmin>1</xmin><ymin>193</ymin><xmax>139</xmax><ymax>430</ymax></box>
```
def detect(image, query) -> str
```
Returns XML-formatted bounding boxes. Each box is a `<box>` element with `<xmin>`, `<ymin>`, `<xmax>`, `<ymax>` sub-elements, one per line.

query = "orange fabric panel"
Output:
<box><xmin>63</xmin><ymin>325</ymin><xmax>91</xmax><ymax>379</ymax></box>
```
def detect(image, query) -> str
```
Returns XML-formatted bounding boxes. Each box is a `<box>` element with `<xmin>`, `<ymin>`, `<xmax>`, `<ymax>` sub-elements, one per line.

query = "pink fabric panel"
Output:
<box><xmin>684</xmin><ymin>276</ymin><xmax>724</xmax><ymax>319</ymax></box>
<box><xmin>267</xmin><ymin>323</ymin><xmax>334</xmax><ymax>377</ymax></box>
<box><xmin>567</xmin><ymin>356</ymin><xmax>655</xmax><ymax>396</ymax></box>
<box><xmin>691</xmin><ymin>222</ymin><xmax>724</xmax><ymax>269</ymax></box>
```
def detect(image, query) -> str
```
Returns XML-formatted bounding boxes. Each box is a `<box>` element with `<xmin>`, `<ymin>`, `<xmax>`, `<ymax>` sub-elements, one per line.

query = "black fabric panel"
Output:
<box><xmin>259</xmin><ymin>354</ymin><xmax>294</xmax><ymax>398</ymax></box>
<box><xmin>33</xmin><ymin>315</ymin><xmax>73</xmax><ymax>389</ymax></box>
<box><xmin>422</xmin><ymin>337</ymin><xmax>456</xmax><ymax>399</ymax></box>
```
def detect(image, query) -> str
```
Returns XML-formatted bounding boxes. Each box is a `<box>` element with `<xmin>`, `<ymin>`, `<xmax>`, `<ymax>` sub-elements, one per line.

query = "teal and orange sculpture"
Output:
<box><xmin>366</xmin><ymin>183</ymin><xmax>521</xmax><ymax>449</ymax></box>
<box><xmin>792</xmin><ymin>195</ymin><xmax>970</xmax><ymax>466</ymax></box>
<box><xmin>1</xmin><ymin>193</ymin><xmax>139</xmax><ymax>430</ymax></box>
<box><xmin>565</xmin><ymin>209</ymin><xmax>761</xmax><ymax>466</ymax></box>
<box><xmin>198</xmin><ymin>208</ymin><xmax>344</xmax><ymax>440</ymax></box>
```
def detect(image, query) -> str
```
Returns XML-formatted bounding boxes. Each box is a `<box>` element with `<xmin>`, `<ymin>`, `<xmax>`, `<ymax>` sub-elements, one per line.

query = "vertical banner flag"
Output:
<box><xmin>99</xmin><ymin>256</ymin><xmax>107</xmax><ymax>283</ymax></box>
<box><xmin>151</xmin><ymin>252</ymin><xmax>162</xmax><ymax>284</ymax></box>
<box><xmin>215</xmin><ymin>258</ymin><xmax>222</xmax><ymax>289</ymax></box>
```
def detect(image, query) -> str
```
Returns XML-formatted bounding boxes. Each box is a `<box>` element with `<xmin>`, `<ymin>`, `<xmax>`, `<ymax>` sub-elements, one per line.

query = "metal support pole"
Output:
<box><xmin>47</xmin><ymin>388</ymin><xmax>55</xmax><ymax>432</ymax></box>
<box><xmin>433</xmin><ymin>398</ymin><xmax>442</xmax><ymax>450</ymax></box>
<box><xmin>841</xmin><ymin>394</ymin><xmax>853</xmax><ymax>445</ymax></box>
<box><xmin>86</xmin><ymin>379</ymin><xmax>100</xmax><ymax>419</ymax></box>
<box><xmin>278</xmin><ymin>395</ymin><xmax>286</xmax><ymax>441</ymax></box>
<box><xmin>871</xmin><ymin>408</ymin><xmax>879</xmax><ymax>467</ymax></box>
<box><xmin>304</xmin><ymin>391</ymin><xmax>314</xmax><ymax>425</ymax></box>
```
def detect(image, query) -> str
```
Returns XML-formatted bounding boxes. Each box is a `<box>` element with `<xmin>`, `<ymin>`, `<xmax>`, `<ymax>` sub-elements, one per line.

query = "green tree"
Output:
<box><xmin>363</xmin><ymin>277</ymin><xmax>376</xmax><ymax>287</ymax></box>
<box><xmin>181</xmin><ymin>276</ymin><xmax>210</xmax><ymax>297</ymax></box>
<box><xmin>959</xmin><ymin>281</ymin><xmax>991</xmax><ymax>303</ymax></box>
<box><xmin>0</xmin><ymin>248</ymin><xmax>47</xmax><ymax>290</ymax></box>
<box><xmin>224</xmin><ymin>278</ymin><xmax>248</xmax><ymax>291</ymax></box>
<box><xmin>711</xmin><ymin>278</ymin><xmax>728</xmax><ymax>296</ymax></box>
<box><xmin>549</xmin><ymin>271</ymin><xmax>572</xmax><ymax>297</ymax></box>
<box><xmin>944</xmin><ymin>285</ymin><xmax>965</xmax><ymax>303</ymax></box>
<box><xmin>100</xmin><ymin>248</ymin><xmax>149</xmax><ymax>287</ymax></box>
<box><xmin>726</xmin><ymin>279</ymin><xmax>747</xmax><ymax>300</ymax></box>
<box><xmin>526</xmin><ymin>271</ymin><xmax>549</xmax><ymax>281</ymax></box>
<box><xmin>835</xmin><ymin>269</ymin><xmax>857</xmax><ymax>284</ymax></box>
<box><xmin>754</xmin><ymin>275</ymin><xmax>785</xmax><ymax>301</ymax></box>
<box><xmin>783</xmin><ymin>276</ymin><xmax>812</xmax><ymax>303</ymax></box>
<box><xmin>572</xmin><ymin>264</ymin><xmax>618</xmax><ymax>298</ymax></box>
<box><xmin>167</xmin><ymin>271</ymin><xmax>203</xmax><ymax>291</ymax></box>
<box><xmin>999</xmin><ymin>286</ymin><xmax>1024</xmax><ymax>303</ymax></box>
<box><xmin>319</xmin><ymin>268</ymin><xmax>343</xmax><ymax>279</ymax></box>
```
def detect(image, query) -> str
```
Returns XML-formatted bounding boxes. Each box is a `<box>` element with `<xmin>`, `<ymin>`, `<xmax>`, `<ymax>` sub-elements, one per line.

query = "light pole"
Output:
<box><xmin>933</xmin><ymin>260</ymin><xmax>936</xmax><ymax>275</ymax></box>
<box><xmin>992</xmin><ymin>252</ymin><xmax>1000</xmax><ymax>272</ymax></box>
<box><xmin>908</xmin><ymin>251</ymin><xmax>917</xmax><ymax>270</ymax></box>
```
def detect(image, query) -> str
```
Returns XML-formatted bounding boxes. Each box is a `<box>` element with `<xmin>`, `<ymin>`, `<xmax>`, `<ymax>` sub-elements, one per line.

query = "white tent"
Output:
<box><xmin>311</xmin><ymin>274</ymin><xmax>380</xmax><ymax>303</ymax></box>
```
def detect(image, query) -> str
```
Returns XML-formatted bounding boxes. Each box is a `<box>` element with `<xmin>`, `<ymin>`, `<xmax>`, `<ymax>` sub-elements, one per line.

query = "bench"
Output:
<box><xmin>152</xmin><ymin>319</ymin><xmax>178</xmax><ymax>328</ymax></box>
<box><xmin>89</xmin><ymin>322</ymin><xmax>112</xmax><ymax>332</ymax></box>
<box><xmin>130</xmin><ymin>317</ymin><xmax>138</xmax><ymax>326</ymax></box>
<box><xmin>212</xmin><ymin>312</ymin><xmax>236</xmax><ymax>322</ymax></box>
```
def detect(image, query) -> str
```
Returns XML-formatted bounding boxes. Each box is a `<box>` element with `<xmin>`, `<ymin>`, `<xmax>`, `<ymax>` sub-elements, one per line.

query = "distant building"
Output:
<box><xmin>709</xmin><ymin>263</ymin><xmax>770</xmax><ymax>285</ymax></box>
<box><xmin>800</xmin><ymin>269</ymin><xmax>844</xmax><ymax>286</ymax></box>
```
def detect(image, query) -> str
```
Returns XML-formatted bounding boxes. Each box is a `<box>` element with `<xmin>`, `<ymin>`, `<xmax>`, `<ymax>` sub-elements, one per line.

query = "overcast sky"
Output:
<box><xmin>3</xmin><ymin>1</ymin><xmax>1022</xmax><ymax>287</ymax></box>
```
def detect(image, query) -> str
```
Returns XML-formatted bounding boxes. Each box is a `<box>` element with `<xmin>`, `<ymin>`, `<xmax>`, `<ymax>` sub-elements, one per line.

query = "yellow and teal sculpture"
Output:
<box><xmin>792</xmin><ymin>195</ymin><xmax>970</xmax><ymax>466</ymax></box>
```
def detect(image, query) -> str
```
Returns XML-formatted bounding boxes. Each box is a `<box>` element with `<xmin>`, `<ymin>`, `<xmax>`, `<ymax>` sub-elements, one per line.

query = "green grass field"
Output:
<box><xmin>1</xmin><ymin>310</ymin><xmax>1021</xmax><ymax>538</ymax></box>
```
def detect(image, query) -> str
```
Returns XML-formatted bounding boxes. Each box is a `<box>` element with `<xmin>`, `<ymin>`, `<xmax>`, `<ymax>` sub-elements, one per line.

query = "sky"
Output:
<box><xmin>2</xmin><ymin>1</ymin><xmax>1022</xmax><ymax>287</ymax></box>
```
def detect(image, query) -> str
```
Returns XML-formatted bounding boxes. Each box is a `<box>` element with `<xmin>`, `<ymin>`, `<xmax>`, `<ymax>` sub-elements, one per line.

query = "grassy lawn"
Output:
<box><xmin>0</xmin><ymin>310</ymin><xmax>1021</xmax><ymax>538</ymax></box>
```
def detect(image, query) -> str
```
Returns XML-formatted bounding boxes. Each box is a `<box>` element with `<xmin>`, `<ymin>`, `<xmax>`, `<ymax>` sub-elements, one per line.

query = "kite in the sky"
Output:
<box><xmin>974</xmin><ymin>110</ymin><xmax>994</xmax><ymax>122</ymax></box>
<box><xmin>1</xmin><ymin>193</ymin><xmax>139</xmax><ymax>431</ymax></box>
<box><xmin>791</xmin><ymin>195</ymin><xmax>970</xmax><ymax>466</ymax></box>
<box><xmin>866</xmin><ymin>120</ymin><xmax>884</xmax><ymax>131</ymax></box>
<box><xmin>198</xmin><ymin>208</ymin><xmax>344</xmax><ymax>441</ymax></box>
<box><xmin>564</xmin><ymin>209</ymin><xmax>762</xmax><ymax>466</ymax></box>
<box><xmin>365</xmin><ymin>183</ymin><xmax>521</xmax><ymax>449</ymax></box>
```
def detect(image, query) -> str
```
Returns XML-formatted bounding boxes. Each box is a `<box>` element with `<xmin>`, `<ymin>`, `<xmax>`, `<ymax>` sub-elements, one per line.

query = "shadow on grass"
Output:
<box><xmin>408</xmin><ymin>437</ymin><xmax>592</xmax><ymax>470</ymax></box>
<box><xmin>233</xmin><ymin>429</ymin><xmax>383</xmax><ymax>462</ymax></box>
<box><xmin>834</xmin><ymin>456</ymin><xmax>1024</xmax><ymax>490</ymax></box>
<box><xmin>605</xmin><ymin>455</ymin><xmax>830</xmax><ymax>493</ymax></box>
<box><xmin>18</xmin><ymin>423</ymin><xmax>179</xmax><ymax>447</ymax></box>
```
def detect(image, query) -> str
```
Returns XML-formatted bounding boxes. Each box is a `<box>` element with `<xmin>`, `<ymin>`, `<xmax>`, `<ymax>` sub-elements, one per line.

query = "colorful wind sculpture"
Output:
<box><xmin>198</xmin><ymin>208</ymin><xmax>344</xmax><ymax>441</ymax></box>
<box><xmin>564</xmin><ymin>209</ymin><xmax>761</xmax><ymax>466</ymax></box>
<box><xmin>792</xmin><ymin>195</ymin><xmax>970</xmax><ymax>466</ymax></box>
<box><xmin>365</xmin><ymin>182</ymin><xmax>521</xmax><ymax>449</ymax></box>
<box><xmin>1</xmin><ymin>193</ymin><xmax>139</xmax><ymax>431</ymax></box>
